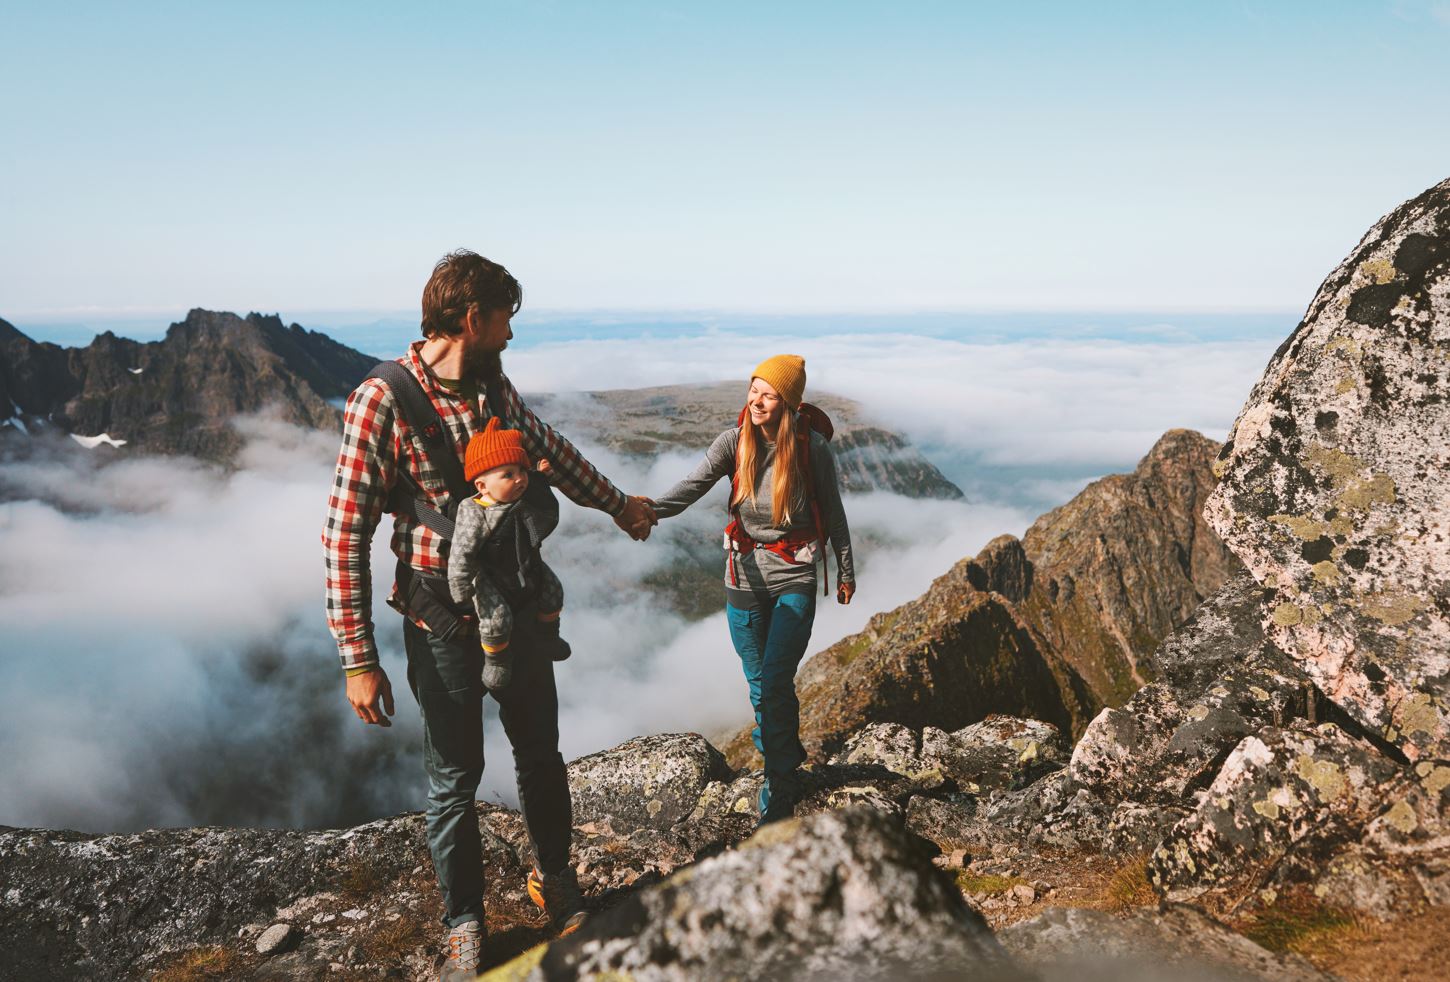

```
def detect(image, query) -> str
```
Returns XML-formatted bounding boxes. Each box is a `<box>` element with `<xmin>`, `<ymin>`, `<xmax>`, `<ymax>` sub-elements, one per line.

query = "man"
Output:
<box><xmin>322</xmin><ymin>250</ymin><xmax>655</xmax><ymax>977</ymax></box>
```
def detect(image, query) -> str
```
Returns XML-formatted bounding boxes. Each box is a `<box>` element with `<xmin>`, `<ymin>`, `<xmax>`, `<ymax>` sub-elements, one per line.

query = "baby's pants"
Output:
<box><xmin>474</xmin><ymin>563</ymin><xmax>565</xmax><ymax>650</ymax></box>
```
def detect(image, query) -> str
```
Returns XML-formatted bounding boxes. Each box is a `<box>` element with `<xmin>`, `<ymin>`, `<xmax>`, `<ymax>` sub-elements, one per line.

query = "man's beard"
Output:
<box><xmin>464</xmin><ymin>348</ymin><xmax>503</xmax><ymax>382</ymax></box>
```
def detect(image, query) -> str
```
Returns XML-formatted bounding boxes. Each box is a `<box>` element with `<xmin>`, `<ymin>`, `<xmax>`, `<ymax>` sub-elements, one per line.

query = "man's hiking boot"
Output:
<box><xmin>527</xmin><ymin>865</ymin><xmax>588</xmax><ymax>936</ymax></box>
<box><xmin>440</xmin><ymin>919</ymin><xmax>483</xmax><ymax>979</ymax></box>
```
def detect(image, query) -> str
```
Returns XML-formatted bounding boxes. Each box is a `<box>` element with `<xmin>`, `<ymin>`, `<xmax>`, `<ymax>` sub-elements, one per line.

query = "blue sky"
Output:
<box><xmin>3</xmin><ymin>1</ymin><xmax>1449</xmax><ymax>320</ymax></box>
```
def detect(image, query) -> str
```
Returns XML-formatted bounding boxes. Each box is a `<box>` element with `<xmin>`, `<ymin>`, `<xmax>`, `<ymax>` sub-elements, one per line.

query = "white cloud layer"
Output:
<box><xmin>0</xmin><ymin>329</ymin><xmax>1276</xmax><ymax>831</ymax></box>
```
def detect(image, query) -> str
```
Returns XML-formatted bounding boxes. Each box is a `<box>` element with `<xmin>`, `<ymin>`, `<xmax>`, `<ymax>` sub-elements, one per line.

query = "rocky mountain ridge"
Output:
<box><xmin>0</xmin><ymin>309</ymin><xmax>375</xmax><ymax>460</ymax></box>
<box><xmin>0</xmin><ymin>314</ymin><xmax>960</xmax><ymax>500</ymax></box>
<box><xmin>719</xmin><ymin>426</ymin><xmax>1242</xmax><ymax>768</ymax></box>
<box><xmin>4</xmin><ymin>178</ymin><xmax>1447</xmax><ymax>980</ymax></box>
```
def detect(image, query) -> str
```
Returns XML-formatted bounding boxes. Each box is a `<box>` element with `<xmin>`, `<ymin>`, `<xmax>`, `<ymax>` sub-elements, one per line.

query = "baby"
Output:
<box><xmin>447</xmin><ymin>417</ymin><xmax>569</xmax><ymax>690</ymax></box>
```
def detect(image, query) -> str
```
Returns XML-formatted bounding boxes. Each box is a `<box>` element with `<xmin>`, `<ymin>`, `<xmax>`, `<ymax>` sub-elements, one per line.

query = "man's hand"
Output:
<box><xmin>614</xmin><ymin>495</ymin><xmax>658</xmax><ymax>541</ymax></box>
<box><xmin>346</xmin><ymin>667</ymin><xmax>395</xmax><ymax>727</ymax></box>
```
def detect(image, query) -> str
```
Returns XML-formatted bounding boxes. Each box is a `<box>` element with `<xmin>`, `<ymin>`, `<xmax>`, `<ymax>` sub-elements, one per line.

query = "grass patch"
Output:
<box><xmin>955</xmin><ymin>871</ymin><xmax>1027</xmax><ymax>895</ymax></box>
<box><xmin>151</xmin><ymin>946</ymin><xmax>238</xmax><ymax>982</ymax></box>
<box><xmin>359</xmin><ymin>913</ymin><xmax>429</xmax><ymax>965</ymax></box>
<box><xmin>837</xmin><ymin>633</ymin><xmax>874</xmax><ymax>666</ymax></box>
<box><xmin>1240</xmin><ymin>897</ymin><xmax>1361</xmax><ymax>956</ymax></box>
<box><xmin>1102</xmin><ymin>855</ymin><xmax>1157</xmax><ymax>912</ymax></box>
<box><xmin>338</xmin><ymin>856</ymin><xmax>387</xmax><ymax>902</ymax></box>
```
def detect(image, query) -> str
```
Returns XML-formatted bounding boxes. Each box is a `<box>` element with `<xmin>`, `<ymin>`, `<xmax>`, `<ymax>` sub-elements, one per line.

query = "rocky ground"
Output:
<box><xmin>2</xmin><ymin>179</ymin><xmax>1446</xmax><ymax>979</ymax></box>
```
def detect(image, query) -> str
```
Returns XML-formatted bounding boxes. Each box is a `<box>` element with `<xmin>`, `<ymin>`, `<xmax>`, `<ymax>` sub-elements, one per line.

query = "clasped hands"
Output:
<box><xmin>613</xmin><ymin>495</ymin><xmax>658</xmax><ymax>541</ymax></box>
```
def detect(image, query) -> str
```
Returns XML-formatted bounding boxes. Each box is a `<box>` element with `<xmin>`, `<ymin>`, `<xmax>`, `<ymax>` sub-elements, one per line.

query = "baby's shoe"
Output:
<box><xmin>537</xmin><ymin>618</ymin><xmax>571</xmax><ymax>662</ymax></box>
<box><xmin>539</xmin><ymin>635</ymin><xmax>572</xmax><ymax>662</ymax></box>
<box><xmin>482</xmin><ymin>647</ymin><xmax>514</xmax><ymax>690</ymax></box>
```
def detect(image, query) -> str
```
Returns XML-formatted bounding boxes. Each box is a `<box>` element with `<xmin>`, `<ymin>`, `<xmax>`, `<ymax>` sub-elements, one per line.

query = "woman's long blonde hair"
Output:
<box><xmin>733</xmin><ymin>403</ymin><xmax>805</xmax><ymax>527</ymax></box>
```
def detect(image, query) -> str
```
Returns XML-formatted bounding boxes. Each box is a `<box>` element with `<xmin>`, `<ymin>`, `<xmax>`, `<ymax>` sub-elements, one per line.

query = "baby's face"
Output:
<box><xmin>477</xmin><ymin>463</ymin><xmax>529</xmax><ymax>503</ymax></box>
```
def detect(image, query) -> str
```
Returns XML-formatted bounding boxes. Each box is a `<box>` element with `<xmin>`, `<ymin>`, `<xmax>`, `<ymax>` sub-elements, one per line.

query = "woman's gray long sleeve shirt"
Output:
<box><xmin>652</xmin><ymin>426</ymin><xmax>854</xmax><ymax>608</ymax></box>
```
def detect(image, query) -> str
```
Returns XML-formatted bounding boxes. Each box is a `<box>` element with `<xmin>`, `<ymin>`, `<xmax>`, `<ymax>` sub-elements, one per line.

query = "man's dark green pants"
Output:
<box><xmin>402</xmin><ymin>610</ymin><xmax>572</xmax><ymax>927</ymax></box>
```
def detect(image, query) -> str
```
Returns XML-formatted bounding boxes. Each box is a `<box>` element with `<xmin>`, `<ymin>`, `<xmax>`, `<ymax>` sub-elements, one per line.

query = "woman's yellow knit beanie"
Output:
<box><xmin>752</xmin><ymin>354</ymin><xmax>807</xmax><ymax>408</ymax></box>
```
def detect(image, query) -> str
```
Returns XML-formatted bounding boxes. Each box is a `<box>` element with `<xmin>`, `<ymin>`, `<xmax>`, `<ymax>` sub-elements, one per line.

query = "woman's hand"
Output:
<box><xmin>837</xmin><ymin>580</ymin><xmax>855</xmax><ymax>605</ymax></box>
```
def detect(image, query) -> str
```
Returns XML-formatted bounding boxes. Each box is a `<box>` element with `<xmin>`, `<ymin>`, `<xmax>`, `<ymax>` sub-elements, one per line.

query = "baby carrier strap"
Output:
<box><xmin>366</xmin><ymin>360</ymin><xmax>509</xmax><ymax>542</ymax></box>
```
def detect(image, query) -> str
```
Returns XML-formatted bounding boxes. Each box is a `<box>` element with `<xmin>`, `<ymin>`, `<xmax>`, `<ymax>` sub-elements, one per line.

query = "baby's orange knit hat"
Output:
<box><xmin>751</xmin><ymin>354</ymin><xmax>807</xmax><ymax>408</ymax></box>
<box><xmin>465</xmin><ymin>417</ymin><xmax>530</xmax><ymax>482</ymax></box>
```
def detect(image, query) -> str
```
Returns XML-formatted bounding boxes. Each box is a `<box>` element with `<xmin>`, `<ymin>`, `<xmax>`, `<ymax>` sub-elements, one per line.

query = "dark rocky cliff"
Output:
<box><xmin>0</xmin><ymin>309</ymin><xmax>377</xmax><ymax>460</ymax></box>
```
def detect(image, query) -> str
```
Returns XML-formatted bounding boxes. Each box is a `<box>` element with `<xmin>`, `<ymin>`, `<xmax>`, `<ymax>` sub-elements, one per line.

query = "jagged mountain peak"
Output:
<box><xmin>0</xmin><ymin>315</ymin><xmax>30</xmax><ymax>344</ymax></box>
<box><xmin>0</xmin><ymin>309</ymin><xmax>378</xmax><ymax>460</ymax></box>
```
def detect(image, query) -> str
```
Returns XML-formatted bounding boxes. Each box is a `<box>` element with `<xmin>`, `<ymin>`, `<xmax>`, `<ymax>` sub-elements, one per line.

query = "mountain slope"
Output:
<box><xmin>721</xmin><ymin>428</ymin><xmax>1241</xmax><ymax>766</ymax></box>
<box><xmin>528</xmin><ymin>381</ymin><xmax>963</xmax><ymax>499</ymax></box>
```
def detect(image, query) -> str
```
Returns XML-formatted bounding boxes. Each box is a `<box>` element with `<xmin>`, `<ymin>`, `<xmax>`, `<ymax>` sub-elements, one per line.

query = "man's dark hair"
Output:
<box><xmin>421</xmin><ymin>250</ymin><xmax>523</xmax><ymax>339</ymax></box>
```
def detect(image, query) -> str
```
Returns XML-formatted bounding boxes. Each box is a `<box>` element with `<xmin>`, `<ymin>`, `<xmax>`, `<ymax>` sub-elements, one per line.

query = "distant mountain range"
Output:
<box><xmin>0</xmin><ymin>310</ymin><xmax>963</xmax><ymax>501</ymax></box>
<box><xmin>0</xmin><ymin>309</ymin><xmax>374</xmax><ymax>460</ymax></box>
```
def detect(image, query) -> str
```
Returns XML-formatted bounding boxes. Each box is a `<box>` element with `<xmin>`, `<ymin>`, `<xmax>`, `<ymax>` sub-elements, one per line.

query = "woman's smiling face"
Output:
<box><xmin>747</xmin><ymin>377</ymin><xmax>784</xmax><ymax>429</ymax></box>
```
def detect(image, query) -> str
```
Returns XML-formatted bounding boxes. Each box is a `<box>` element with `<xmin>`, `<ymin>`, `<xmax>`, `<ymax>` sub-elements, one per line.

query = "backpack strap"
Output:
<box><xmin>366</xmin><ymin>360</ymin><xmax>480</xmax><ymax>541</ymax></box>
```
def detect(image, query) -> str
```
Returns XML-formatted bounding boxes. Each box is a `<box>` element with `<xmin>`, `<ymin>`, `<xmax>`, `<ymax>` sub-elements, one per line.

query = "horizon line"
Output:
<box><xmin>8</xmin><ymin>302</ymin><xmax>1304</xmax><ymax>325</ymax></box>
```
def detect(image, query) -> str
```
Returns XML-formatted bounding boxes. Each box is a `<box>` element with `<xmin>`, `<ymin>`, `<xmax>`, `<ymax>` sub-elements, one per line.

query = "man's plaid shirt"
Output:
<box><xmin>323</xmin><ymin>342</ymin><xmax>627</xmax><ymax>671</ymax></box>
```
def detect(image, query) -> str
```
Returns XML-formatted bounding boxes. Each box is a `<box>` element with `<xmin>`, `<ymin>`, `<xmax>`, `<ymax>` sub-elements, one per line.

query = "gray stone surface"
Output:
<box><xmin>255</xmin><ymin>922</ymin><xmax>300</xmax><ymax>956</ymax></box>
<box><xmin>566</xmin><ymin>732</ymin><xmax>731</xmax><ymax>832</ymax></box>
<box><xmin>1150</xmin><ymin>724</ymin><xmax>1401</xmax><ymax>901</ymax></box>
<box><xmin>1000</xmin><ymin>904</ymin><xmax>1333</xmax><ymax>982</ymax></box>
<box><xmin>525</xmin><ymin>807</ymin><xmax>1025</xmax><ymax>981</ymax></box>
<box><xmin>1204</xmin><ymin>176</ymin><xmax>1450</xmax><ymax>762</ymax></box>
<box><xmin>833</xmin><ymin>715</ymin><xmax>1066</xmax><ymax>796</ymax></box>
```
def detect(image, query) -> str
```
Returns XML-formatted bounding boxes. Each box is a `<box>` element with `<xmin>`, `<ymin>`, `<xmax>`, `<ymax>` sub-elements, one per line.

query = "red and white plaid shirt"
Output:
<box><xmin>322</xmin><ymin>342</ymin><xmax>627</xmax><ymax>670</ymax></box>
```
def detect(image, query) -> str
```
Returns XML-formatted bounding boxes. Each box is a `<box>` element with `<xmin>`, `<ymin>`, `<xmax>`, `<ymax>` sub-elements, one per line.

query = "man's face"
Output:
<box><xmin>477</xmin><ymin>463</ymin><xmax>529</xmax><ymax>503</ymax></box>
<box><xmin>462</xmin><ymin>305</ymin><xmax>513</xmax><ymax>376</ymax></box>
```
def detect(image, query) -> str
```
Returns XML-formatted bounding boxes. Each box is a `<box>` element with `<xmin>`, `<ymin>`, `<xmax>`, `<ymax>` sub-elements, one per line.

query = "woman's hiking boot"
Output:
<box><xmin>439</xmin><ymin>919</ymin><xmax>483</xmax><ymax>979</ymax></box>
<box><xmin>754</xmin><ymin>768</ymin><xmax>802</xmax><ymax>829</ymax></box>
<box><xmin>527</xmin><ymin>865</ymin><xmax>588</xmax><ymax>936</ymax></box>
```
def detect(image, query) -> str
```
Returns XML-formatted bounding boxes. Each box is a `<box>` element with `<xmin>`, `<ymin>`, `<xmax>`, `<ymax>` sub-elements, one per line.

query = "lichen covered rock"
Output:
<box><xmin>522</xmin><ymin>807</ymin><xmax>1024</xmax><ymax>981</ymax></box>
<box><xmin>833</xmin><ymin>715</ymin><xmax>1066</xmax><ymax>795</ymax></box>
<box><xmin>1204</xmin><ymin>177</ymin><xmax>1450</xmax><ymax>761</ymax></box>
<box><xmin>566</xmin><ymin>732</ymin><xmax>731</xmax><ymax>832</ymax></box>
<box><xmin>1150</xmin><ymin>724</ymin><xmax>1401</xmax><ymax>901</ymax></box>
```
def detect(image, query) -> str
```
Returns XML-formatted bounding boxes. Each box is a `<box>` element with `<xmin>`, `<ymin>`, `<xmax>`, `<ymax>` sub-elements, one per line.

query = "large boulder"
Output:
<box><xmin>985</xmin><ymin>573</ymin><xmax>1323</xmax><ymax>856</ymax></box>
<box><xmin>1204</xmin><ymin>177</ymin><xmax>1450</xmax><ymax>762</ymax></box>
<box><xmin>513</xmin><ymin>807</ymin><xmax>1025</xmax><ymax>981</ymax></box>
<box><xmin>566</xmin><ymin>732</ymin><xmax>731</xmax><ymax>832</ymax></box>
<box><xmin>1149</xmin><ymin>724</ymin><xmax>1401</xmax><ymax>901</ymax></box>
<box><xmin>999</xmin><ymin>904</ymin><xmax>1333</xmax><ymax>982</ymax></box>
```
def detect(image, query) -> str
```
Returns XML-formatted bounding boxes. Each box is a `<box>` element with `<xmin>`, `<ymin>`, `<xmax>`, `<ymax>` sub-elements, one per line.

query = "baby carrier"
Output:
<box><xmin>724</xmin><ymin>403</ymin><xmax>836</xmax><ymax>597</ymax></box>
<box><xmin>366</xmin><ymin>361</ymin><xmax>557</xmax><ymax>640</ymax></box>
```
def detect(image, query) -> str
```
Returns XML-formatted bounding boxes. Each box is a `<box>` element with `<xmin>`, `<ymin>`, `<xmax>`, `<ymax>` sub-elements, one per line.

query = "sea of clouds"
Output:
<box><xmin>0</xmin><ymin>325</ymin><xmax>1284</xmax><ymax>832</ymax></box>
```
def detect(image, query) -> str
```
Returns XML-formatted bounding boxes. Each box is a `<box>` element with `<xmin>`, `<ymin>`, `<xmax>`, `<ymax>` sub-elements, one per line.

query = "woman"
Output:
<box><xmin>651</xmin><ymin>354</ymin><xmax>855</xmax><ymax>825</ymax></box>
